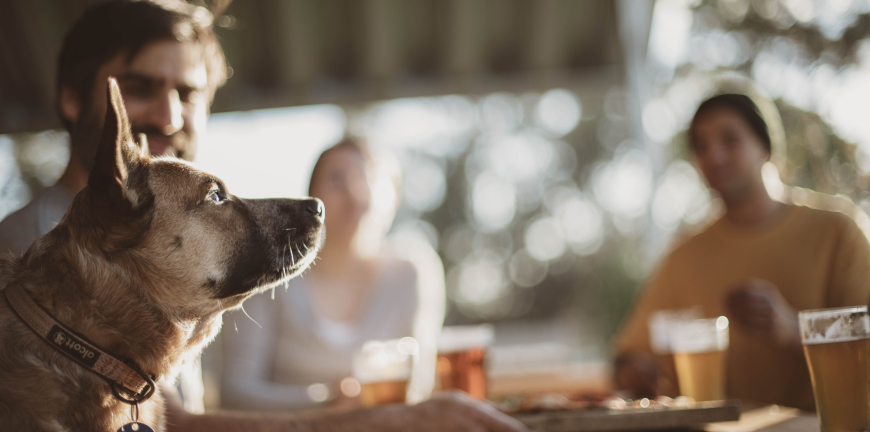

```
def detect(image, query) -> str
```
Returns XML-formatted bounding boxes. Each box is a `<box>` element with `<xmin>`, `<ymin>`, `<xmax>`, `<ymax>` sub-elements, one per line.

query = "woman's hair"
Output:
<box><xmin>307</xmin><ymin>137</ymin><xmax>401</xmax><ymax>200</ymax></box>
<box><xmin>689</xmin><ymin>93</ymin><xmax>771</xmax><ymax>153</ymax></box>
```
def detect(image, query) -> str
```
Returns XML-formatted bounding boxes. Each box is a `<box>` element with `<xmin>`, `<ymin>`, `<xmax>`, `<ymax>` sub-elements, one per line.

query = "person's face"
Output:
<box><xmin>310</xmin><ymin>148</ymin><xmax>373</xmax><ymax>240</ymax></box>
<box><xmin>66</xmin><ymin>40</ymin><xmax>209</xmax><ymax>169</ymax></box>
<box><xmin>691</xmin><ymin>107</ymin><xmax>770</xmax><ymax>200</ymax></box>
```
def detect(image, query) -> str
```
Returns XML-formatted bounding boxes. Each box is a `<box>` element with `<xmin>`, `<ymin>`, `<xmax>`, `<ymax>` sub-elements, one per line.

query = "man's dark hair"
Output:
<box><xmin>689</xmin><ymin>93</ymin><xmax>771</xmax><ymax>153</ymax></box>
<box><xmin>56</xmin><ymin>0</ymin><xmax>227</xmax><ymax>131</ymax></box>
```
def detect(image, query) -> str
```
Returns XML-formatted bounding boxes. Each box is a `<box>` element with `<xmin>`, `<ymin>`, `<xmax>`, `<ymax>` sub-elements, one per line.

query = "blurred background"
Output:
<box><xmin>5</xmin><ymin>0</ymin><xmax>870</xmax><ymax>402</ymax></box>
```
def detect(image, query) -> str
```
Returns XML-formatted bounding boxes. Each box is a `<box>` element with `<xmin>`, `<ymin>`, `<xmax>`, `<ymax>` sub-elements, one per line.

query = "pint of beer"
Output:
<box><xmin>436</xmin><ymin>325</ymin><xmax>494</xmax><ymax>399</ymax></box>
<box><xmin>353</xmin><ymin>337</ymin><xmax>418</xmax><ymax>407</ymax></box>
<box><xmin>669</xmin><ymin>316</ymin><xmax>729</xmax><ymax>402</ymax></box>
<box><xmin>799</xmin><ymin>306</ymin><xmax>870</xmax><ymax>432</ymax></box>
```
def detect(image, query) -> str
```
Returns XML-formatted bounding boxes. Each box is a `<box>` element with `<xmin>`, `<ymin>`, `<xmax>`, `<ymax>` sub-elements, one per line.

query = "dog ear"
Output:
<box><xmin>136</xmin><ymin>132</ymin><xmax>152</xmax><ymax>159</ymax></box>
<box><xmin>87</xmin><ymin>77</ymin><xmax>150</xmax><ymax>208</ymax></box>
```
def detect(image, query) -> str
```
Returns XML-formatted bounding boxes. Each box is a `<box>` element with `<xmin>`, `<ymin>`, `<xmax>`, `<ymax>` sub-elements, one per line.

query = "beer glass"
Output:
<box><xmin>669</xmin><ymin>316</ymin><xmax>729</xmax><ymax>401</ymax></box>
<box><xmin>648</xmin><ymin>307</ymin><xmax>703</xmax><ymax>355</ymax></box>
<box><xmin>436</xmin><ymin>324</ymin><xmax>494</xmax><ymax>399</ymax></box>
<box><xmin>353</xmin><ymin>337</ymin><xmax>418</xmax><ymax>407</ymax></box>
<box><xmin>799</xmin><ymin>306</ymin><xmax>870</xmax><ymax>432</ymax></box>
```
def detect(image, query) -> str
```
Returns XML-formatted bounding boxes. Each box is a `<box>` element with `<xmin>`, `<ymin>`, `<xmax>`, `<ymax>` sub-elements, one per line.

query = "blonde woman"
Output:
<box><xmin>221</xmin><ymin>138</ymin><xmax>445</xmax><ymax>411</ymax></box>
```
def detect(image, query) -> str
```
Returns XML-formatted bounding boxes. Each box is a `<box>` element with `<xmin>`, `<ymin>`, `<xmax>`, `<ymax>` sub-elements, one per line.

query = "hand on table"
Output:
<box><xmin>724</xmin><ymin>278</ymin><xmax>802</xmax><ymax>352</ymax></box>
<box><xmin>613</xmin><ymin>351</ymin><xmax>674</xmax><ymax>399</ymax></box>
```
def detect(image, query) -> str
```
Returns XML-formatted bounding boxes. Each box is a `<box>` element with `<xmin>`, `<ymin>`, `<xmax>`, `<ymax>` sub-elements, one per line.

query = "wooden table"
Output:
<box><xmin>700</xmin><ymin>405</ymin><xmax>819</xmax><ymax>432</ymax></box>
<box><xmin>490</xmin><ymin>359</ymin><xmax>821</xmax><ymax>432</ymax></box>
<box><xmin>514</xmin><ymin>403</ymin><xmax>820</xmax><ymax>432</ymax></box>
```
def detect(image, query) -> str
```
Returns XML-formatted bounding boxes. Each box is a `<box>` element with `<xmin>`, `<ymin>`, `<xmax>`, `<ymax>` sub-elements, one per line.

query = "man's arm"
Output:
<box><xmin>611</xmin><ymin>255</ymin><xmax>681</xmax><ymax>398</ymax></box>
<box><xmin>164</xmin><ymin>384</ymin><xmax>528</xmax><ymax>432</ymax></box>
<box><xmin>828</xmin><ymin>216</ymin><xmax>870</xmax><ymax>308</ymax></box>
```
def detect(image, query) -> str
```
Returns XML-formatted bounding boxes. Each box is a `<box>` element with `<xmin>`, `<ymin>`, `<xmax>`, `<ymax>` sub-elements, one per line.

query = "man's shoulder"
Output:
<box><xmin>0</xmin><ymin>197</ymin><xmax>44</xmax><ymax>255</ymax></box>
<box><xmin>787</xmin><ymin>204</ymin><xmax>865</xmax><ymax>241</ymax></box>
<box><xmin>0</xmin><ymin>185</ymin><xmax>73</xmax><ymax>255</ymax></box>
<box><xmin>790</xmin><ymin>203</ymin><xmax>854</xmax><ymax>225</ymax></box>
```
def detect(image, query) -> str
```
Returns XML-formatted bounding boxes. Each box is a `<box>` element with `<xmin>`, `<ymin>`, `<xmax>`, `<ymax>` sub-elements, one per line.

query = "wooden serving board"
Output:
<box><xmin>512</xmin><ymin>400</ymin><xmax>741</xmax><ymax>432</ymax></box>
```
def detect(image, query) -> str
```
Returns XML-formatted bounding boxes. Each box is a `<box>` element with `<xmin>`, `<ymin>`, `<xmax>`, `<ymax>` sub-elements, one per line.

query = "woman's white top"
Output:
<box><xmin>220</xmin><ymin>239</ymin><xmax>445</xmax><ymax>411</ymax></box>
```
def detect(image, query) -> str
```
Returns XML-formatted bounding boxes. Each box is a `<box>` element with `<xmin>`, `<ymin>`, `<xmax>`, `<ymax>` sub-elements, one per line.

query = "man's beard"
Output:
<box><xmin>72</xmin><ymin>104</ymin><xmax>196</xmax><ymax>172</ymax></box>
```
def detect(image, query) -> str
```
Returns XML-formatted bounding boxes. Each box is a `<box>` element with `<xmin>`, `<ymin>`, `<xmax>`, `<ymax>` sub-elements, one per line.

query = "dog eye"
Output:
<box><xmin>208</xmin><ymin>192</ymin><xmax>226</xmax><ymax>203</ymax></box>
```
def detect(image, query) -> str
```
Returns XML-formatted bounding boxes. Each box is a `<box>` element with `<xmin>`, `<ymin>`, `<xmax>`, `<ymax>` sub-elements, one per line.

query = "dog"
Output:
<box><xmin>0</xmin><ymin>78</ymin><xmax>324</xmax><ymax>431</ymax></box>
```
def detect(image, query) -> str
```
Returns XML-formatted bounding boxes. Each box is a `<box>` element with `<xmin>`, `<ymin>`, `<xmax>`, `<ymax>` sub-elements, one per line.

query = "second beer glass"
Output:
<box><xmin>799</xmin><ymin>306</ymin><xmax>870</xmax><ymax>432</ymax></box>
<box><xmin>670</xmin><ymin>316</ymin><xmax>729</xmax><ymax>402</ymax></box>
<box><xmin>353</xmin><ymin>337</ymin><xmax>418</xmax><ymax>407</ymax></box>
<box><xmin>436</xmin><ymin>324</ymin><xmax>494</xmax><ymax>399</ymax></box>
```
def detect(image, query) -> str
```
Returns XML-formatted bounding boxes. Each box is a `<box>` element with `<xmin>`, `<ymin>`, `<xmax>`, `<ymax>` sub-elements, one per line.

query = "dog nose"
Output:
<box><xmin>306</xmin><ymin>199</ymin><xmax>324</xmax><ymax>219</ymax></box>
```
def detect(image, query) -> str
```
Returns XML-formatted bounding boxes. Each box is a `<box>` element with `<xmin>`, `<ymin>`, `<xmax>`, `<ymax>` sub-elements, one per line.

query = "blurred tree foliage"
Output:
<box><xmin>684</xmin><ymin>0</ymin><xmax>870</xmax><ymax>203</ymax></box>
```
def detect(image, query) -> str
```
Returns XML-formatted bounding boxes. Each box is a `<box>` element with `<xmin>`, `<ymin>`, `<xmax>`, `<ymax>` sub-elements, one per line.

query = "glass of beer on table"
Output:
<box><xmin>353</xmin><ymin>337</ymin><xmax>418</xmax><ymax>407</ymax></box>
<box><xmin>436</xmin><ymin>324</ymin><xmax>494</xmax><ymax>399</ymax></box>
<box><xmin>799</xmin><ymin>306</ymin><xmax>870</xmax><ymax>432</ymax></box>
<box><xmin>669</xmin><ymin>316</ymin><xmax>729</xmax><ymax>402</ymax></box>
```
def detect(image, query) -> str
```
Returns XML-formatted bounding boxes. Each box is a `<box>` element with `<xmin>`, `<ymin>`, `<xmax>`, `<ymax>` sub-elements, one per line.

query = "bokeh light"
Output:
<box><xmin>508</xmin><ymin>248</ymin><xmax>549</xmax><ymax>288</ymax></box>
<box><xmin>524</xmin><ymin>217</ymin><xmax>567</xmax><ymax>262</ymax></box>
<box><xmin>551</xmin><ymin>189</ymin><xmax>606</xmax><ymax>255</ymax></box>
<box><xmin>471</xmin><ymin>171</ymin><xmax>517</xmax><ymax>232</ymax></box>
<box><xmin>535</xmin><ymin>89</ymin><xmax>582</xmax><ymax>138</ymax></box>
<box><xmin>651</xmin><ymin>160</ymin><xmax>711</xmax><ymax>230</ymax></box>
<box><xmin>448</xmin><ymin>254</ymin><xmax>510</xmax><ymax>310</ymax></box>
<box><xmin>401</xmin><ymin>156</ymin><xmax>446</xmax><ymax>212</ymax></box>
<box><xmin>479</xmin><ymin>93</ymin><xmax>523</xmax><ymax>133</ymax></box>
<box><xmin>592</xmin><ymin>147</ymin><xmax>654</xmax><ymax>223</ymax></box>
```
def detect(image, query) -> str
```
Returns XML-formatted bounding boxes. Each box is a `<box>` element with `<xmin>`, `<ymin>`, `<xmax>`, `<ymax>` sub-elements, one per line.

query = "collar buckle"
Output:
<box><xmin>111</xmin><ymin>359</ymin><xmax>156</xmax><ymax>404</ymax></box>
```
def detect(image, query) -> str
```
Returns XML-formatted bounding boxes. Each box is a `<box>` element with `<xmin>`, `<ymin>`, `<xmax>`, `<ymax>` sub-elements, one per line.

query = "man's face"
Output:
<box><xmin>70</xmin><ymin>40</ymin><xmax>209</xmax><ymax>169</ymax></box>
<box><xmin>691</xmin><ymin>107</ymin><xmax>770</xmax><ymax>201</ymax></box>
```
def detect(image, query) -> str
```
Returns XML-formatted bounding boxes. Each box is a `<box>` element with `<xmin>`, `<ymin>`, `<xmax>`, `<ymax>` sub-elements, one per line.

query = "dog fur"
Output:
<box><xmin>0</xmin><ymin>78</ymin><xmax>324</xmax><ymax>431</ymax></box>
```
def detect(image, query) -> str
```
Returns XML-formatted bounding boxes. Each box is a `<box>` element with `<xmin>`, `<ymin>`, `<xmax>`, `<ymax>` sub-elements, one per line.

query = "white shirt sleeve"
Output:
<box><xmin>390</xmin><ymin>236</ymin><xmax>446</xmax><ymax>404</ymax></box>
<box><xmin>220</xmin><ymin>290</ymin><xmax>319</xmax><ymax>411</ymax></box>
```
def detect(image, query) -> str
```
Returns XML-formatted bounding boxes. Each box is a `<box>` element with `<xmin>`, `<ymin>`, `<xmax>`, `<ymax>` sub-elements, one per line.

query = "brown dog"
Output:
<box><xmin>0</xmin><ymin>78</ymin><xmax>324</xmax><ymax>431</ymax></box>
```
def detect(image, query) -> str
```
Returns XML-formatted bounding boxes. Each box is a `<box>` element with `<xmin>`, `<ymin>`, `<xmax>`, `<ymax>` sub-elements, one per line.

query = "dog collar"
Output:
<box><xmin>3</xmin><ymin>285</ymin><xmax>156</xmax><ymax>404</ymax></box>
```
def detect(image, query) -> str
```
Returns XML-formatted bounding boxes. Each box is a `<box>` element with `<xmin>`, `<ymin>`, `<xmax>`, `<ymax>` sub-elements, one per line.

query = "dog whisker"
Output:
<box><xmin>280</xmin><ymin>245</ymin><xmax>288</xmax><ymax>283</ymax></box>
<box><xmin>238</xmin><ymin>304</ymin><xmax>262</xmax><ymax>329</ymax></box>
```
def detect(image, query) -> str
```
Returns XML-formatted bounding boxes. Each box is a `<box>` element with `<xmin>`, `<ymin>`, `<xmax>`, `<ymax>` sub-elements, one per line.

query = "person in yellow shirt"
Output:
<box><xmin>613</xmin><ymin>94</ymin><xmax>870</xmax><ymax>411</ymax></box>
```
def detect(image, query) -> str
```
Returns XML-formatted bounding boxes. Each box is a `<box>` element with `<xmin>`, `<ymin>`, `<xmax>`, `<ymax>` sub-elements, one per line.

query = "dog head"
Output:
<box><xmin>68</xmin><ymin>77</ymin><xmax>324</xmax><ymax>319</ymax></box>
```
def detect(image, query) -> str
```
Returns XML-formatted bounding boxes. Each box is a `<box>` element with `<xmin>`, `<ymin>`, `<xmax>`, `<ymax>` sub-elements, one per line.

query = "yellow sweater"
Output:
<box><xmin>614</xmin><ymin>204</ymin><xmax>870</xmax><ymax>411</ymax></box>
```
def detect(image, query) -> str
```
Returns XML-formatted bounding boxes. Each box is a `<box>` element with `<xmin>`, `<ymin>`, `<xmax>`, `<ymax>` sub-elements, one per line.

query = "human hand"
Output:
<box><xmin>724</xmin><ymin>278</ymin><xmax>801</xmax><ymax>352</ymax></box>
<box><xmin>344</xmin><ymin>391</ymin><xmax>530</xmax><ymax>432</ymax></box>
<box><xmin>613</xmin><ymin>351</ymin><xmax>672</xmax><ymax>399</ymax></box>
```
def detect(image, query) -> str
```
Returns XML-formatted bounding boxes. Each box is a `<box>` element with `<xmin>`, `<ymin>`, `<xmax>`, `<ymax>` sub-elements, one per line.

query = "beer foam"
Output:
<box><xmin>438</xmin><ymin>324</ymin><xmax>494</xmax><ymax>354</ymax></box>
<box><xmin>802</xmin><ymin>334</ymin><xmax>870</xmax><ymax>345</ymax></box>
<box><xmin>670</xmin><ymin>317</ymin><xmax>729</xmax><ymax>354</ymax></box>
<box><xmin>648</xmin><ymin>307</ymin><xmax>703</xmax><ymax>355</ymax></box>
<box><xmin>353</xmin><ymin>338</ymin><xmax>414</xmax><ymax>383</ymax></box>
<box><xmin>800</xmin><ymin>307</ymin><xmax>870</xmax><ymax>345</ymax></box>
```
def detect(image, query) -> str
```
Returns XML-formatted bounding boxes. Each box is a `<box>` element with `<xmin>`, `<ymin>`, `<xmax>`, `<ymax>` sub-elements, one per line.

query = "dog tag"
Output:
<box><xmin>117</xmin><ymin>423</ymin><xmax>154</xmax><ymax>432</ymax></box>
